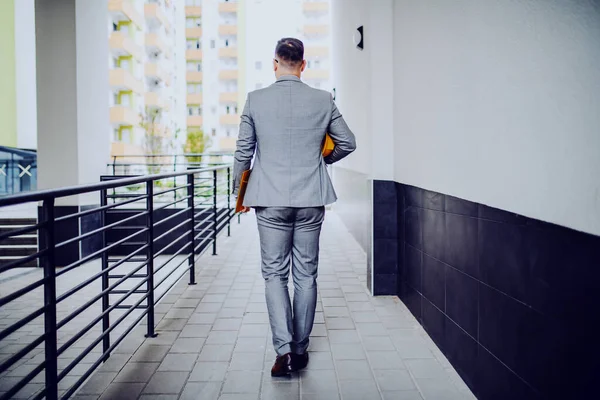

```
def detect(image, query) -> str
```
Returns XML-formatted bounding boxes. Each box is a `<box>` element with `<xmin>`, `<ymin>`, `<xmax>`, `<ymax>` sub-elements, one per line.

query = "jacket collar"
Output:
<box><xmin>276</xmin><ymin>75</ymin><xmax>301</xmax><ymax>83</ymax></box>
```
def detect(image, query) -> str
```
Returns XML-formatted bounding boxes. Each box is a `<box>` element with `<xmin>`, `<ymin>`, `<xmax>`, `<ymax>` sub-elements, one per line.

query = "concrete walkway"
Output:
<box><xmin>69</xmin><ymin>212</ymin><xmax>475</xmax><ymax>400</ymax></box>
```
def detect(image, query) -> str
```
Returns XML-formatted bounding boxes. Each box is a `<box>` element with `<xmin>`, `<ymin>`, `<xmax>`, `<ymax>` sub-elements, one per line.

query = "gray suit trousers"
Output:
<box><xmin>255</xmin><ymin>206</ymin><xmax>325</xmax><ymax>356</ymax></box>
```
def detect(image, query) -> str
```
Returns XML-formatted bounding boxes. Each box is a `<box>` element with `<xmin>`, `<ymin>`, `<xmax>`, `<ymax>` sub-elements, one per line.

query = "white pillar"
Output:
<box><xmin>35</xmin><ymin>0</ymin><xmax>110</xmax><ymax>204</ymax></box>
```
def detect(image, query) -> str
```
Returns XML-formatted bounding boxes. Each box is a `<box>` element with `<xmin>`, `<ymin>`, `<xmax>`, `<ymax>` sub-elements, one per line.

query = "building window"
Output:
<box><xmin>255</xmin><ymin>61</ymin><xmax>262</xmax><ymax>70</ymax></box>
<box><xmin>211</xmin><ymin>128</ymin><xmax>216</xmax><ymax>137</ymax></box>
<box><xmin>210</xmin><ymin>40</ymin><xmax>215</xmax><ymax>49</ymax></box>
<box><xmin>226</xmin><ymin>129</ymin><xmax>231</xmax><ymax>137</ymax></box>
<box><xmin>113</xmin><ymin>23</ymin><xmax>118</xmax><ymax>31</ymax></box>
<box><xmin>187</xmin><ymin>83</ymin><xmax>202</xmax><ymax>94</ymax></box>
<box><xmin>225</xmin><ymin>39</ymin><xmax>229</xmax><ymax>47</ymax></box>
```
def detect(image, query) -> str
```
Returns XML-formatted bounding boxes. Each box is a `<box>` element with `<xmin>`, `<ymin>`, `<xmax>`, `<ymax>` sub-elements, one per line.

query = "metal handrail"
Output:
<box><xmin>0</xmin><ymin>163</ymin><xmax>237</xmax><ymax>400</ymax></box>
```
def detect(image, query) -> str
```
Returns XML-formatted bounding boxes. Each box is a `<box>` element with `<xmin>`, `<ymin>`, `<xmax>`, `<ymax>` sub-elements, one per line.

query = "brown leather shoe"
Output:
<box><xmin>291</xmin><ymin>352</ymin><xmax>309</xmax><ymax>371</ymax></box>
<box><xmin>271</xmin><ymin>353</ymin><xmax>293</xmax><ymax>377</ymax></box>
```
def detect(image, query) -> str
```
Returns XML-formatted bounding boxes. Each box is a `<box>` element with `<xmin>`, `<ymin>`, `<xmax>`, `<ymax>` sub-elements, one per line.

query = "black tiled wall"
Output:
<box><xmin>372</xmin><ymin>180</ymin><xmax>600</xmax><ymax>399</ymax></box>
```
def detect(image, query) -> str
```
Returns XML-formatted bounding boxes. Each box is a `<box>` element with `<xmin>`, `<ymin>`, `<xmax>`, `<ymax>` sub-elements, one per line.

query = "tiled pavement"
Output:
<box><xmin>2</xmin><ymin>212</ymin><xmax>476</xmax><ymax>400</ymax></box>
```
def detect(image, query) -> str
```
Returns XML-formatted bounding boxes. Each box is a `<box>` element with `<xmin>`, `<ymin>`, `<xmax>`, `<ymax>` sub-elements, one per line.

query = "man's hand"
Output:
<box><xmin>240</xmin><ymin>206</ymin><xmax>251</xmax><ymax>213</ymax></box>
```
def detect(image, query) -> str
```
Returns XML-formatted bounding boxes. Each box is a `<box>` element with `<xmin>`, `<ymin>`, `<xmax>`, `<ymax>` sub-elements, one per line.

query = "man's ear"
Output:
<box><xmin>273</xmin><ymin>60</ymin><xmax>278</xmax><ymax>72</ymax></box>
<box><xmin>301</xmin><ymin>60</ymin><xmax>307</xmax><ymax>72</ymax></box>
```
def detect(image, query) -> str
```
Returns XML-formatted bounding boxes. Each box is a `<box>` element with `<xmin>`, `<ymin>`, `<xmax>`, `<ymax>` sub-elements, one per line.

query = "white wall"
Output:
<box><xmin>36</xmin><ymin>0</ymin><xmax>110</xmax><ymax>205</ymax></box>
<box><xmin>14</xmin><ymin>0</ymin><xmax>37</xmax><ymax>150</ymax></box>
<box><xmin>331</xmin><ymin>0</ymin><xmax>394</xmax><ymax>178</ymax></box>
<box><xmin>392</xmin><ymin>0</ymin><xmax>600</xmax><ymax>236</ymax></box>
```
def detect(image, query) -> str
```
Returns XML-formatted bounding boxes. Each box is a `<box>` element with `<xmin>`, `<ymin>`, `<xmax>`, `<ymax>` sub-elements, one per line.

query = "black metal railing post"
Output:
<box><xmin>212</xmin><ymin>170</ymin><xmax>217</xmax><ymax>256</ymax></box>
<box><xmin>41</xmin><ymin>198</ymin><xmax>58</xmax><ymax>400</ymax></box>
<box><xmin>187</xmin><ymin>173</ymin><xmax>196</xmax><ymax>285</ymax></box>
<box><xmin>145</xmin><ymin>181</ymin><xmax>157</xmax><ymax>338</ymax></box>
<box><xmin>100</xmin><ymin>189</ymin><xmax>110</xmax><ymax>362</ymax></box>
<box><xmin>227</xmin><ymin>167</ymin><xmax>231</xmax><ymax>237</ymax></box>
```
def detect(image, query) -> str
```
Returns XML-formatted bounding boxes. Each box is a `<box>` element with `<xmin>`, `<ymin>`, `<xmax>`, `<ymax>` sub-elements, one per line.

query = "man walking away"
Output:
<box><xmin>233</xmin><ymin>37</ymin><xmax>356</xmax><ymax>376</ymax></box>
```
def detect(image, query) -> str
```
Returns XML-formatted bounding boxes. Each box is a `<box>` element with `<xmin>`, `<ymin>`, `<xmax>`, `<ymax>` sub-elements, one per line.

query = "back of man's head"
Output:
<box><xmin>275</xmin><ymin>38</ymin><xmax>304</xmax><ymax>70</ymax></box>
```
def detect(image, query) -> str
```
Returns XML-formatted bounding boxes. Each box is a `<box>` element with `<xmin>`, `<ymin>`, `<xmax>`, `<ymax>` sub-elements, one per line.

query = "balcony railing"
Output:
<box><xmin>218</xmin><ymin>47</ymin><xmax>237</xmax><ymax>59</ymax></box>
<box><xmin>186</xmin><ymin>49</ymin><xmax>203</xmax><ymax>60</ymax></box>
<box><xmin>0</xmin><ymin>164</ymin><xmax>237</xmax><ymax>400</ymax></box>
<box><xmin>109</xmin><ymin>32</ymin><xmax>144</xmax><ymax>61</ymax></box>
<box><xmin>185</xmin><ymin>5</ymin><xmax>202</xmax><ymax>17</ymax></box>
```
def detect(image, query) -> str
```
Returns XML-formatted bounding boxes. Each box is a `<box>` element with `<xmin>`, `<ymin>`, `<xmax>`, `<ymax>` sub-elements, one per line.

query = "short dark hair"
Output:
<box><xmin>275</xmin><ymin>38</ymin><xmax>304</xmax><ymax>67</ymax></box>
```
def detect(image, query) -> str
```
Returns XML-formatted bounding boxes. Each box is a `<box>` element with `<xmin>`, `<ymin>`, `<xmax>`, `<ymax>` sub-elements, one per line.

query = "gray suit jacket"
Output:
<box><xmin>232</xmin><ymin>75</ymin><xmax>356</xmax><ymax>207</ymax></box>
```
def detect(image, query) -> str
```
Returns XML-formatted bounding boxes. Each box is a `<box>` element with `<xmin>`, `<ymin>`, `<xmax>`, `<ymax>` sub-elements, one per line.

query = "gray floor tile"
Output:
<box><xmin>362</xmin><ymin>336</ymin><xmax>396</xmax><ymax>351</ymax></box>
<box><xmin>303</xmin><ymin>351</ymin><xmax>334</xmax><ymax>370</ymax></box>
<box><xmin>329</xmin><ymin>330</ymin><xmax>361</xmax><ymax>345</ymax></box>
<box><xmin>99</xmin><ymin>383</ymin><xmax>145</xmax><ymax>400</ymax></box>
<box><xmin>367</xmin><ymin>351</ymin><xmax>407</xmax><ymax>370</ymax></box>
<box><xmin>180</xmin><ymin>324</ymin><xmax>211</xmax><ymax>338</ymax></box>
<box><xmin>138</xmin><ymin>395</ymin><xmax>179</xmax><ymax>400</ymax></box>
<box><xmin>243</xmin><ymin>313</ymin><xmax>269</xmax><ymax>324</ymax></box>
<box><xmin>223</xmin><ymin>298</ymin><xmax>248</xmax><ymax>308</ymax></box>
<box><xmin>356</xmin><ymin>322</ymin><xmax>388</xmax><ymax>337</ymax></box>
<box><xmin>330</xmin><ymin>343</ymin><xmax>366</xmax><ymax>360</ymax></box>
<box><xmin>130</xmin><ymin>345</ymin><xmax>170</xmax><ymax>363</ymax></box>
<box><xmin>307</xmin><ymin>337</ymin><xmax>330</xmax><ymax>352</ymax></box>
<box><xmin>164</xmin><ymin>307</ymin><xmax>194</xmax><ymax>320</ymax></box>
<box><xmin>220</xmin><ymin>394</ymin><xmax>260</xmax><ymax>400</ymax></box>
<box><xmin>97</xmin><ymin>353</ymin><xmax>131</xmax><ymax>372</ymax></box>
<box><xmin>235</xmin><ymin>337</ymin><xmax>267</xmax><ymax>353</ymax></box>
<box><xmin>301</xmin><ymin>392</ymin><xmax>340</xmax><ymax>400</ymax></box>
<box><xmin>335</xmin><ymin>359</ymin><xmax>373</xmax><ymax>380</ymax></box>
<box><xmin>382</xmin><ymin>391</ymin><xmax>423</xmax><ymax>400</ymax></box>
<box><xmin>195</xmin><ymin>303</ymin><xmax>222</xmax><ymax>313</ymax></box>
<box><xmin>374</xmin><ymin>369</ymin><xmax>416</xmax><ymax>391</ymax></box>
<box><xmin>321</xmin><ymin>297</ymin><xmax>346</xmax><ymax>307</ymax></box>
<box><xmin>189</xmin><ymin>361</ymin><xmax>229</xmax><ymax>382</ymax></box>
<box><xmin>213</xmin><ymin>318</ymin><xmax>243</xmax><ymax>331</ymax></box>
<box><xmin>338</xmin><ymin>378</ymin><xmax>381</xmax><ymax>400</ymax></box>
<box><xmin>300</xmin><ymin>369</ymin><xmax>339</xmax><ymax>393</ymax></box>
<box><xmin>260</xmin><ymin>381</ymin><xmax>300</xmax><ymax>400</ymax></box>
<box><xmin>188</xmin><ymin>312</ymin><xmax>217</xmax><ymax>324</ymax></box>
<box><xmin>310</xmin><ymin>324</ymin><xmax>327</xmax><ymax>337</ymax></box>
<box><xmin>325</xmin><ymin>317</ymin><xmax>355</xmax><ymax>330</ymax></box>
<box><xmin>323</xmin><ymin>307</ymin><xmax>350</xmax><ymax>318</ymax></box>
<box><xmin>415</xmin><ymin>378</ymin><xmax>464</xmax><ymax>400</ymax></box>
<box><xmin>239</xmin><ymin>324</ymin><xmax>269</xmax><ymax>337</ymax></box>
<box><xmin>180</xmin><ymin>381</ymin><xmax>222</xmax><ymax>400</ymax></box>
<box><xmin>219</xmin><ymin>307</ymin><xmax>247</xmax><ymax>318</ymax></box>
<box><xmin>352</xmin><ymin>311</ymin><xmax>380</xmax><ymax>323</ymax></box>
<box><xmin>148</xmin><ymin>331</ymin><xmax>179</xmax><ymax>346</ymax></box>
<box><xmin>229</xmin><ymin>352</ymin><xmax>264</xmax><ymax>370</ymax></box>
<box><xmin>170</xmin><ymin>337</ymin><xmax>205</xmax><ymax>353</ymax></box>
<box><xmin>405</xmin><ymin>359</ymin><xmax>447</xmax><ymax>379</ymax></box>
<box><xmin>348</xmin><ymin>301</ymin><xmax>375</xmax><ymax>312</ymax></box>
<box><xmin>222</xmin><ymin>371</ymin><xmax>262</xmax><ymax>393</ymax></box>
<box><xmin>198</xmin><ymin>344</ymin><xmax>235</xmax><ymax>362</ymax></box>
<box><xmin>114</xmin><ymin>362</ymin><xmax>159</xmax><ymax>383</ymax></box>
<box><xmin>395</xmin><ymin>340</ymin><xmax>435</xmax><ymax>359</ymax></box>
<box><xmin>206</xmin><ymin>330</ymin><xmax>238</xmax><ymax>345</ymax></box>
<box><xmin>158</xmin><ymin>353</ymin><xmax>197</xmax><ymax>372</ymax></box>
<box><xmin>320</xmin><ymin>289</ymin><xmax>344</xmax><ymax>298</ymax></box>
<box><xmin>79</xmin><ymin>372</ymin><xmax>117</xmax><ymax>395</ymax></box>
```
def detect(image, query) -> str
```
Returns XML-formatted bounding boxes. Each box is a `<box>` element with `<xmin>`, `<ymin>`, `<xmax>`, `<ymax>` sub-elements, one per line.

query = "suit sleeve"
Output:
<box><xmin>232</xmin><ymin>95</ymin><xmax>256</xmax><ymax>195</ymax></box>
<box><xmin>324</xmin><ymin>95</ymin><xmax>357</xmax><ymax>165</ymax></box>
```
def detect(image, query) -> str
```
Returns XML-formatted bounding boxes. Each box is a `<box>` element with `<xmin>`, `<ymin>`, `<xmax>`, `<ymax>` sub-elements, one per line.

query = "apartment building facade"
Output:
<box><xmin>108</xmin><ymin>0</ymin><xmax>186</xmax><ymax>160</ymax></box>
<box><xmin>184</xmin><ymin>0</ymin><xmax>247</xmax><ymax>153</ymax></box>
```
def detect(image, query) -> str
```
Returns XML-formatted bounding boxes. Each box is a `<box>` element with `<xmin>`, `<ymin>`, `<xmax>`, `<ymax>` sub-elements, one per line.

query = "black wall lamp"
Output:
<box><xmin>353</xmin><ymin>26</ymin><xmax>364</xmax><ymax>50</ymax></box>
